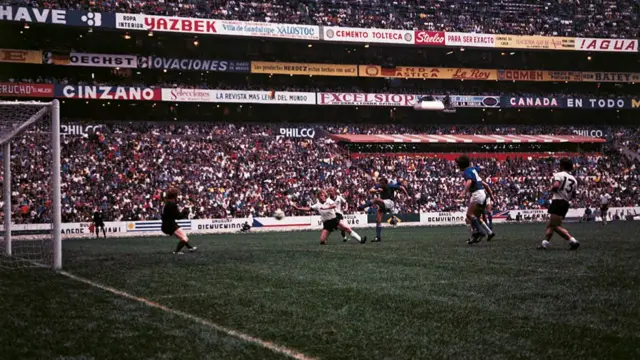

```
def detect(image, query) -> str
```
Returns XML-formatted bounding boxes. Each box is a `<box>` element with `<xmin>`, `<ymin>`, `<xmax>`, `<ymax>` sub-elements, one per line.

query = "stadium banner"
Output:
<box><xmin>497</xmin><ymin>69</ymin><xmax>550</xmax><ymax>81</ymax></box>
<box><xmin>495</xmin><ymin>35</ymin><xmax>575</xmax><ymax>50</ymax></box>
<box><xmin>359</xmin><ymin>65</ymin><xmax>498</xmax><ymax>80</ymax></box>
<box><xmin>420</xmin><ymin>212</ymin><xmax>467</xmax><ymax>226</ymax></box>
<box><xmin>0</xmin><ymin>83</ymin><xmax>54</xmax><ymax>98</ymax></box>
<box><xmin>0</xmin><ymin>222</ymin><xmax>127</xmax><ymax>236</ymax></box>
<box><xmin>192</xmin><ymin>218</ymin><xmax>247</xmax><ymax>232</ymax></box>
<box><xmin>545</xmin><ymin>71</ymin><xmax>584</xmax><ymax>82</ymax></box>
<box><xmin>55</xmin><ymin>85</ymin><xmax>162</xmax><ymax>101</ymax></box>
<box><xmin>414</xmin><ymin>31</ymin><xmax>446</xmax><ymax>46</ymax></box>
<box><xmin>581</xmin><ymin>72</ymin><xmax>640</xmax><ymax>83</ymax></box>
<box><xmin>61</xmin><ymin>124</ymin><xmax>104</xmax><ymax>136</ymax></box>
<box><xmin>501</xmin><ymin>96</ymin><xmax>640</xmax><ymax>109</ymax></box>
<box><xmin>444</xmin><ymin>32</ymin><xmax>496</xmax><ymax>48</ymax></box>
<box><xmin>43</xmin><ymin>51</ymin><xmax>71</xmax><ymax>65</ymax></box>
<box><xmin>317</xmin><ymin>93</ymin><xmax>500</xmax><ymax>108</ymax></box>
<box><xmin>115</xmin><ymin>13</ymin><xmax>319</xmax><ymax>40</ymax></box>
<box><xmin>252</xmin><ymin>216</ymin><xmax>313</xmax><ymax>229</ymax></box>
<box><xmin>277</xmin><ymin>127</ymin><xmax>324</xmax><ymax>139</ymax></box>
<box><xmin>161</xmin><ymin>89</ymin><xmax>316</xmax><ymax>105</ymax></box>
<box><xmin>68</xmin><ymin>52</ymin><xmax>138</xmax><ymax>68</ymax></box>
<box><xmin>126</xmin><ymin>220</ymin><xmax>192</xmax><ymax>233</ymax></box>
<box><xmin>0</xmin><ymin>48</ymin><xmax>42</xmax><ymax>64</ymax></box>
<box><xmin>572</xmin><ymin>129</ymin><xmax>606</xmax><ymax>138</ymax></box>
<box><xmin>0</xmin><ymin>6</ymin><xmax>113</xmax><ymax>28</ymax></box>
<box><xmin>7</xmin><ymin>207</ymin><xmax>640</xmax><ymax>238</ymax></box>
<box><xmin>251</xmin><ymin>61</ymin><xmax>357</xmax><ymax>77</ymax></box>
<box><xmin>575</xmin><ymin>38</ymin><xmax>638</xmax><ymax>53</ymax></box>
<box><xmin>369</xmin><ymin>213</ymin><xmax>420</xmax><ymax>224</ymax></box>
<box><xmin>313</xmin><ymin>214</ymin><xmax>366</xmax><ymax>229</ymax></box>
<box><xmin>322</xmin><ymin>26</ymin><xmax>413</xmax><ymax>45</ymax></box>
<box><xmin>138</xmin><ymin>56</ymin><xmax>250</xmax><ymax>72</ymax></box>
<box><xmin>497</xmin><ymin>69</ymin><xmax>588</xmax><ymax>82</ymax></box>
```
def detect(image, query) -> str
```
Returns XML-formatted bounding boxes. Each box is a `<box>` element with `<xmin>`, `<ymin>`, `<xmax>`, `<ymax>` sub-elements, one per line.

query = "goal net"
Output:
<box><xmin>0</xmin><ymin>100</ymin><xmax>61</xmax><ymax>270</ymax></box>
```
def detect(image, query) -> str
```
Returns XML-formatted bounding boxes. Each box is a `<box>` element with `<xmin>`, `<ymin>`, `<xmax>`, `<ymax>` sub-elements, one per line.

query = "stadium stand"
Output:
<box><xmin>3</xmin><ymin>0</ymin><xmax>638</xmax><ymax>38</ymax></box>
<box><xmin>0</xmin><ymin>0</ymin><xmax>638</xmax><ymax>225</ymax></box>
<box><xmin>1</xmin><ymin>0</ymin><xmax>640</xmax><ymax>357</ymax></box>
<box><xmin>6</xmin><ymin>123</ymin><xmax>639</xmax><ymax>224</ymax></box>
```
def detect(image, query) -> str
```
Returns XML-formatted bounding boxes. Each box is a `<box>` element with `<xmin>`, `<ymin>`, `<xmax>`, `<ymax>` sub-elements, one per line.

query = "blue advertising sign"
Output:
<box><xmin>565</xmin><ymin>97</ymin><xmax>640</xmax><ymax>109</ymax></box>
<box><xmin>502</xmin><ymin>96</ymin><xmax>640</xmax><ymax>109</ymax></box>
<box><xmin>137</xmin><ymin>57</ymin><xmax>250</xmax><ymax>72</ymax></box>
<box><xmin>501</xmin><ymin>96</ymin><xmax>563</xmax><ymax>108</ymax></box>
<box><xmin>54</xmin><ymin>85</ymin><xmax>161</xmax><ymax>101</ymax></box>
<box><xmin>0</xmin><ymin>5</ymin><xmax>114</xmax><ymax>28</ymax></box>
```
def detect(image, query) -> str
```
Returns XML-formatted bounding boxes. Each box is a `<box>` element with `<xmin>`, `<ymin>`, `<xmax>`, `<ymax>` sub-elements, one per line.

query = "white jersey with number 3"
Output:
<box><xmin>552</xmin><ymin>171</ymin><xmax>578</xmax><ymax>202</ymax></box>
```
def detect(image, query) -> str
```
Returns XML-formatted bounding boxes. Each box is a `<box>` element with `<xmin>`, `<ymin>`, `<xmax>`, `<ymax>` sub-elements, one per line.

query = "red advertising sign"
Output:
<box><xmin>575</xmin><ymin>38</ymin><xmax>638</xmax><ymax>52</ymax></box>
<box><xmin>414</xmin><ymin>31</ymin><xmax>445</xmax><ymax>46</ymax></box>
<box><xmin>0</xmin><ymin>83</ymin><xmax>54</xmax><ymax>98</ymax></box>
<box><xmin>116</xmin><ymin>14</ymin><xmax>217</xmax><ymax>34</ymax></box>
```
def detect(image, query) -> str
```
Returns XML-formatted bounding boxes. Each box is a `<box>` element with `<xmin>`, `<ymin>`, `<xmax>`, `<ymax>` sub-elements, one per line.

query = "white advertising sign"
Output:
<box><xmin>323</xmin><ymin>26</ymin><xmax>413</xmax><ymax>44</ymax></box>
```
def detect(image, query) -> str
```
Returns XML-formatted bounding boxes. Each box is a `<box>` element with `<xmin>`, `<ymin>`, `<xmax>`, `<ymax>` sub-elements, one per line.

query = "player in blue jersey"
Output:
<box><xmin>456</xmin><ymin>155</ymin><xmax>495</xmax><ymax>244</ymax></box>
<box><xmin>358</xmin><ymin>177</ymin><xmax>408</xmax><ymax>242</ymax></box>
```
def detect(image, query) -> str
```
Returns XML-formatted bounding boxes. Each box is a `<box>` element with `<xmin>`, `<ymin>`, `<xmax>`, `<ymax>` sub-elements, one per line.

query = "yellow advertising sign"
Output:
<box><xmin>581</xmin><ymin>72</ymin><xmax>640</xmax><ymax>83</ymax></box>
<box><xmin>359</xmin><ymin>65</ymin><xmax>498</xmax><ymax>81</ymax></box>
<box><xmin>0</xmin><ymin>48</ymin><xmax>42</xmax><ymax>64</ymax></box>
<box><xmin>497</xmin><ymin>70</ymin><xmax>586</xmax><ymax>82</ymax></box>
<box><xmin>544</xmin><ymin>71</ymin><xmax>584</xmax><ymax>82</ymax></box>
<box><xmin>495</xmin><ymin>35</ymin><xmax>575</xmax><ymax>50</ymax></box>
<box><xmin>251</xmin><ymin>61</ymin><xmax>357</xmax><ymax>77</ymax></box>
<box><xmin>255</xmin><ymin>62</ymin><xmax>638</xmax><ymax>83</ymax></box>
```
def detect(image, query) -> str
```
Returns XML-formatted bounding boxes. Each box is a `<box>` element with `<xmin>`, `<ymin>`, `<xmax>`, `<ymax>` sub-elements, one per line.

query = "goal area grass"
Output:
<box><xmin>1</xmin><ymin>222</ymin><xmax>639</xmax><ymax>360</ymax></box>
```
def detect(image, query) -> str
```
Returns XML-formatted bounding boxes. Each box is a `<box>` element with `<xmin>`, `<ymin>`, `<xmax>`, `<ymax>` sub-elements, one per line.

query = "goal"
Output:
<box><xmin>0</xmin><ymin>100</ymin><xmax>61</xmax><ymax>270</ymax></box>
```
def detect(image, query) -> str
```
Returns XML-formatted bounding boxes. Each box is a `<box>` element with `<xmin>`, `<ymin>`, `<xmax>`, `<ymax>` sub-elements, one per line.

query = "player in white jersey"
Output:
<box><xmin>599</xmin><ymin>192</ymin><xmax>612</xmax><ymax>225</ymax></box>
<box><xmin>328</xmin><ymin>188</ymin><xmax>349</xmax><ymax>241</ymax></box>
<box><xmin>292</xmin><ymin>190</ymin><xmax>366</xmax><ymax>245</ymax></box>
<box><xmin>538</xmin><ymin>158</ymin><xmax>580</xmax><ymax>250</ymax></box>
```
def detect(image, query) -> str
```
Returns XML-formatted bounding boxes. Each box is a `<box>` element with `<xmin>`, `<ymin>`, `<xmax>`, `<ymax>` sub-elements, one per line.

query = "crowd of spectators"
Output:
<box><xmin>3</xmin><ymin>122</ymin><xmax>639</xmax><ymax>224</ymax></box>
<box><xmin>4</xmin><ymin>0</ymin><xmax>638</xmax><ymax>38</ymax></box>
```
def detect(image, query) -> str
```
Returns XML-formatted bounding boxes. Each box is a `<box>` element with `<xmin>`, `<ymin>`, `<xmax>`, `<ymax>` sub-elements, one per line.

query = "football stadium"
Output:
<box><xmin>0</xmin><ymin>0</ymin><xmax>639</xmax><ymax>359</ymax></box>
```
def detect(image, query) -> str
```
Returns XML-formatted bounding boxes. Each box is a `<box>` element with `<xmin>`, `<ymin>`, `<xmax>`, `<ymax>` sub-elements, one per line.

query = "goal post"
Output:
<box><xmin>0</xmin><ymin>99</ymin><xmax>62</xmax><ymax>270</ymax></box>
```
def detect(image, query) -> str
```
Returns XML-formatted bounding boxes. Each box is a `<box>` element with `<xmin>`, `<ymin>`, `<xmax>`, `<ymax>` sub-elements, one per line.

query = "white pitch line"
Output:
<box><xmin>154</xmin><ymin>292</ymin><xmax>211</xmax><ymax>299</ymax></box>
<box><xmin>59</xmin><ymin>270</ymin><xmax>318</xmax><ymax>360</ymax></box>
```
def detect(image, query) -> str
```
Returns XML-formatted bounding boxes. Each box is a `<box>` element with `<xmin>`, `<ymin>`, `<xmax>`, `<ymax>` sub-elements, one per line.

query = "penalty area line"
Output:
<box><xmin>59</xmin><ymin>270</ymin><xmax>318</xmax><ymax>360</ymax></box>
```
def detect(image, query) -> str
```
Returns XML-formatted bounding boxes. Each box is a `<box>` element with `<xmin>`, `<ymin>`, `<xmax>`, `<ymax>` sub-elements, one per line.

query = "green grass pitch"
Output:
<box><xmin>1</xmin><ymin>222</ymin><xmax>639</xmax><ymax>360</ymax></box>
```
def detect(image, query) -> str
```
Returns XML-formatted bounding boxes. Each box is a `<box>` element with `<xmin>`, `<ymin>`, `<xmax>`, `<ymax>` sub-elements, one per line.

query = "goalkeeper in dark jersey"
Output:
<box><xmin>162</xmin><ymin>188</ymin><xmax>197</xmax><ymax>254</ymax></box>
<box><xmin>92</xmin><ymin>209</ymin><xmax>106</xmax><ymax>238</ymax></box>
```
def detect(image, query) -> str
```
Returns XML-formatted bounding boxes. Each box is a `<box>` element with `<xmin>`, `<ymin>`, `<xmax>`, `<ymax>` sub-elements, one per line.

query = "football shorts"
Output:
<box><xmin>161</xmin><ymin>223</ymin><xmax>180</xmax><ymax>235</ymax></box>
<box><xmin>323</xmin><ymin>217</ymin><xmax>340</xmax><ymax>232</ymax></box>
<box><xmin>470</xmin><ymin>189</ymin><xmax>487</xmax><ymax>207</ymax></box>
<box><xmin>382</xmin><ymin>199</ymin><xmax>395</xmax><ymax>212</ymax></box>
<box><xmin>548</xmin><ymin>199</ymin><xmax>570</xmax><ymax>219</ymax></box>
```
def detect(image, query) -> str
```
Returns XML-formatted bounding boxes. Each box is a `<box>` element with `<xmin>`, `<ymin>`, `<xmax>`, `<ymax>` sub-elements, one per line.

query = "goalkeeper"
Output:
<box><xmin>161</xmin><ymin>188</ymin><xmax>197</xmax><ymax>254</ymax></box>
